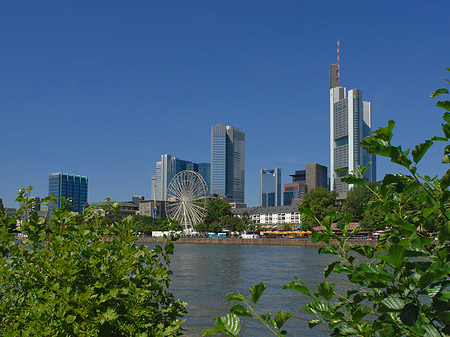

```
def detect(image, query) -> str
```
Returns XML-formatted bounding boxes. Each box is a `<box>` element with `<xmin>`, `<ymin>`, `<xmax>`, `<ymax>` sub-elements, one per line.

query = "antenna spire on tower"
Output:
<box><xmin>337</xmin><ymin>38</ymin><xmax>340</xmax><ymax>83</ymax></box>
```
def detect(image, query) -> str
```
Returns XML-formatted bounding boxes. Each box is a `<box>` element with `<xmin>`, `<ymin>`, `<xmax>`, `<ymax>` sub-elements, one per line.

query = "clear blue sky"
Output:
<box><xmin>1</xmin><ymin>1</ymin><xmax>449</xmax><ymax>208</ymax></box>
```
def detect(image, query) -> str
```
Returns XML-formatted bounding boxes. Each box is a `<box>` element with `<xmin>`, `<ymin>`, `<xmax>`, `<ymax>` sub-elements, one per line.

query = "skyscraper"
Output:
<box><xmin>330</xmin><ymin>41</ymin><xmax>376</xmax><ymax>195</ymax></box>
<box><xmin>154</xmin><ymin>154</ymin><xmax>211</xmax><ymax>201</ymax></box>
<box><xmin>48</xmin><ymin>172</ymin><xmax>88</xmax><ymax>214</ymax></box>
<box><xmin>211</xmin><ymin>124</ymin><xmax>245</xmax><ymax>203</ymax></box>
<box><xmin>260</xmin><ymin>168</ymin><xmax>281</xmax><ymax>207</ymax></box>
<box><xmin>154</xmin><ymin>154</ymin><xmax>190</xmax><ymax>201</ymax></box>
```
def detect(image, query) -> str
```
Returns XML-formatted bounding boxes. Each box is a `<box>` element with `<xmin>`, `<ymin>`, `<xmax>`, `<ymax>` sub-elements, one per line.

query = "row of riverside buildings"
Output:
<box><xmin>15</xmin><ymin>44</ymin><xmax>376</xmax><ymax>228</ymax></box>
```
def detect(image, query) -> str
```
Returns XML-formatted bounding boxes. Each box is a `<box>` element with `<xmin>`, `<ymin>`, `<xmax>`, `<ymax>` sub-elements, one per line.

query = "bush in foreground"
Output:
<box><xmin>0</xmin><ymin>191</ymin><xmax>186</xmax><ymax>336</ymax></box>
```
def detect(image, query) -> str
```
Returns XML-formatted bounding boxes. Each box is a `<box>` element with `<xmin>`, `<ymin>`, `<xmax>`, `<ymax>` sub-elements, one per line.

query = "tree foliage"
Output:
<box><xmin>298</xmin><ymin>187</ymin><xmax>339</xmax><ymax>230</ymax></box>
<box><xmin>205</xmin><ymin>198</ymin><xmax>232</xmax><ymax>224</ymax></box>
<box><xmin>0</xmin><ymin>189</ymin><xmax>186</xmax><ymax>336</ymax></box>
<box><xmin>205</xmin><ymin>68</ymin><xmax>450</xmax><ymax>336</ymax></box>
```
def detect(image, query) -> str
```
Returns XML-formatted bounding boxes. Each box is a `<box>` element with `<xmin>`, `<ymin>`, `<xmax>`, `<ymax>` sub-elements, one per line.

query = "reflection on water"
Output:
<box><xmin>142</xmin><ymin>243</ymin><xmax>347</xmax><ymax>337</ymax></box>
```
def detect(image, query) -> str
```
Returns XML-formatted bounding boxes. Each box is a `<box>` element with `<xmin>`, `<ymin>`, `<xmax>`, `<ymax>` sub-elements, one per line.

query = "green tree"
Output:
<box><xmin>341</xmin><ymin>182</ymin><xmax>377</xmax><ymax>222</ymax></box>
<box><xmin>194</xmin><ymin>222</ymin><xmax>207</xmax><ymax>233</ymax></box>
<box><xmin>299</xmin><ymin>187</ymin><xmax>339</xmax><ymax>230</ymax></box>
<box><xmin>223</xmin><ymin>216</ymin><xmax>243</xmax><ymax>232</ymax></box>
<box><xmin>0</xmin><ymin>189</ymin><xmax>186</xmax><ymax>336</ymax></box>
<box><xmin>205</xmin><ymin>198</ymin><xmax>232</xmax><ymax>225</ymax></box>
<box><xmin>132</xmin><ymin>214</ymin><xmax>162</xmax><ymax>235</ymax></box>
<box><xmin>241</xmin><ymin>212</ymin><xmax>253</xmax><ymax>227</ymax></box>
<box><xmin>204</xmin><ymin>68</ymin><xmax>450</xmax><ymax>337</ymax></box>
<box><xmin>209</xmin><ymin>221</ymin><xmax>222</xmax><ymax>233</ymax></box>
<box><xmin>0</xmin><ymin>198</ymin><xmax>4</xmax><ymax>211</ymax></box>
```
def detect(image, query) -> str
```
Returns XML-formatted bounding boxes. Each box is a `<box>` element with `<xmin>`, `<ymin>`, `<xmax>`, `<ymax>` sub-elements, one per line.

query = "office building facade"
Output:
<box><xmin>260</xmin><ymin>168</ymin><xmax>281</xmax><ymax>207</ymax></box>
<box><xmin>283</xmin><ymin>163</ymin><xmax>328</xmax><ymax>205</ymax></box>
<box><xmin>305</xmin><ymin>163</ymin><xmax>328</xmax><ymax>191</ymax></box>
<box><xmin>154</xmin><ymin>154</ymin><xmax>211</xmax><ymax>201</ymax></box>
<box><xmin>211</xmin><ymin>124</ymin><xmax>245</xmax><ymax>203</ymax></box>
<box><xmin>48</xmin><ymin>172</ymin><xmax>88</xmax><ymax>214</ymax></box>
<box><xmin>330</xmin><ymin>59</ymin><xmax>375</xmax><ymax>195</ymax></box>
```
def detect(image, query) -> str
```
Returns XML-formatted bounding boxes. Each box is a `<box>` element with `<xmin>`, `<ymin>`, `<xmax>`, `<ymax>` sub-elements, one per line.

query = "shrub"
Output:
<box><xmin>0</xmin><ymin>189</ymin><xmax>186</xmax><ymax>336</ymax></box>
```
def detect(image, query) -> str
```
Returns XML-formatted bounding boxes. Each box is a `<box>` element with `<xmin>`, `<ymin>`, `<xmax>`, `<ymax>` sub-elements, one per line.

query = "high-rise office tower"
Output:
<box><xmin>48</xmin><ymin>172</ymin><xmax>88</xmax><ymax>213</ymax></box>
<box><xmin>305</xmin><ymin>163</ymin><xmax>328</xmax><ymax>191</ymax></box>
<box><xmin>211</xmin><ymin>124</ymin><xmax>245</xmax><ymax>203</ymax></box>
<box><xmin>154</xmin><ymin>154</ymin><xmax>190</xmax><ymax>201</ymax></box>
<box><xmin>330</xmin><ymin>41</ymin><xmax>376</xmax><ymax>195</ymax></box>
<box><xmin>260</xmin><ymin>168</ymin><xmax>281</xmax><ymax>207</ymax></box>
<box><xmin>154</xmin><ymin>155</ymin><xmax>211</xmax><ymax>201</ymax></box>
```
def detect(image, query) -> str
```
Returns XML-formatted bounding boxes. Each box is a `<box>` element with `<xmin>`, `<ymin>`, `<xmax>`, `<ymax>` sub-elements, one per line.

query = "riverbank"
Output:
<box><xmin>136</xmin><ymin>237</ymin><xmax>378</xmax><ymax>247</ymax></box>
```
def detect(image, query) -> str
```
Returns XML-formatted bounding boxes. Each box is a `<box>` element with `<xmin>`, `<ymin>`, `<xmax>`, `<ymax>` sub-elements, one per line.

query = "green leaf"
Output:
<box><xmin>283</xmin><ymin>280</ymin><xmax>311</xmax><ymax>296</ymax></box>
<box><xmin>324</xmin><ymin>261</ymin><xmax>341</xmax><ymax>278</ymax></box>
<box><xmin>273</xmin><ymin>311</ymin><xmax>292</xmax><ymax>329</ymax></box>
<box><xmin>438</xmin><ymin>221</ymin><xmax>450</xmax><ymax>242</ymax></box>
<box><xmin>375</xmin><ymin>120</ymin><xmax>395</xmax><ymax>142</ymax></box>
<box><xmin>437</xmin><ymin>100</ymin><xmax>450</xmax><ymax>111</ymax></box>
<box><xmin>308</xmin><ymin>319</ymin><xmax>322</xmax><ymax>329</ymax></box>
<box><xmin>341</xmin><ymin>174</ymin><xmax>365</xmax><ymax>186</ymax></box>
<box><xmin>412</xmin><ymin>140</ymin><xmax>433</xmax><ymax>164</ymax></box>
<box><xmin>442</xmin><ymin>154</ymin><xmax>450</xmax><ymax>164</ymax></box>
<box><xmin>299</xmin><ymin>207</ymin><xmax>315</xmax><ymax>218</ymax></box>
<box><xmin>444</xmin><ymin>111</ymin><xmax>450</xmax><ymax>123</ymax></box>
<box><xmin>249</xmin><ymin>283</ymin><xmax>266</xmax><ymax>305</ymax></box>
<box><xmin>443</xmin><ymin>122</ymin><xmax>450</xmax><ymax>138</ymax></box>
<box><xmin>400</xmin><ymin>303</ymin><xmax>419</xmax><ymax>326</ymax></box>
<box><xmin>430</xmin><ymin>88</ymin><xmax>449</xmax><ymax>98</ymax></box>
<box><xmin>230</xmin><ymin>304</ymin><xmax>252</xmax><ymax>318</ymax></box>
<box><xmin>260</xmin><ymin>313</ymin><xmax>271</xmax><ymax>322</ymax></box>
<box><xmin>216</xmin><ymin>313</ymin><xmax>240</xmax><ymax>337</ymax></box>
<box><xmin>381</xmin><ymin>297</ymin><xmax>405</xmax><ymax>311</ymax></box>
<box><xmin>226</xmin><ymin>292</ymin><xmax>244</xmax><ymax>302</ymax></box>
<box><xmin>431</xmin><ymin>135</ymin><xmax>447</xmax><ymax>141</ymax></box>
<box><xmin>438</xmin><ymin>311</ymin><xmax>450</xmax><ymax>324</ymax></box>
<box><xmin>317</xmin><ymin>282</ymin><xmax>335</xmax><ymax>301</ymax></box>
<box><xmin>440</xmin><ymin>169</ymin><xmax>450</xmax><ymax>189</ymax></box>
<box><xmin>380</xmin><ymin>244</ymin><xmax>406</xmax><ymax>268</ymax></box>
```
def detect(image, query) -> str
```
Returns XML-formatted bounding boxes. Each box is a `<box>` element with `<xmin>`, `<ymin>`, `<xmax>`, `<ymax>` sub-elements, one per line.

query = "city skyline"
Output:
<box><xmin>1</xmin><ymin>1</ymin><xmax>449</xmax><ymax>208</ymax></box>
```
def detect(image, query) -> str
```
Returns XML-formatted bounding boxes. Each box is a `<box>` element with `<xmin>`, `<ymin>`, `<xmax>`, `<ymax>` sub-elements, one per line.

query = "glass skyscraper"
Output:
<box><xmin>154</xmin><ymin>155</ymin><xmax>211</xmax><ymax>201</ymax></box>
<box><xmin>260</xmin><ymin>168</ymin><xmax>281</xmax><ymax>207</ymax></box>
<box><xmin>330</xmin><ymin>62</ymin><xmax>376</xmax><ymax>195</ymax></box>
<box><xmin>211</xmin><ymin>124</ymin><xmax>245</xmax><ymax>203</ymax></box>
<box><xmin>48</xmin><ymin>172</ymin><xmax>88</xmax><ymax>214</ymax></box>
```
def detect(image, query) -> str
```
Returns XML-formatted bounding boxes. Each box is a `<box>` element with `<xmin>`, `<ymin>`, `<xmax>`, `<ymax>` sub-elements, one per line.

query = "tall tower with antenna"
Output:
<box><xmin>330</xmin><ymin>39</ymin><xmax>340</xmax><ymax>89</ymax></box>
<box><xmin>329</xmin><ymin>39</ymin><xmax>376</xmax><ymax>196</ymax></box>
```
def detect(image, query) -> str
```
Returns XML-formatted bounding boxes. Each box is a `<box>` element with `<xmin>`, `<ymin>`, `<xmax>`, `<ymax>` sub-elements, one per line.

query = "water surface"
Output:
<box><xmin>143</xmin><ymin>243</ymin><xmax>347</xmax><ymax>336</ymax></box>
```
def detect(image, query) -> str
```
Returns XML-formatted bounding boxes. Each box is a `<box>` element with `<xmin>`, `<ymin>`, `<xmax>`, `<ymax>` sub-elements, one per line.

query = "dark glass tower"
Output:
<box><xmin>211</xmin><ymin>124</ymin><xmax>245</xmax><ymax>203</ymax></box>
<box><xmin>48</xmin><ymin>172</ymin><xmax>88</xmax><ymax>213</ymax></box>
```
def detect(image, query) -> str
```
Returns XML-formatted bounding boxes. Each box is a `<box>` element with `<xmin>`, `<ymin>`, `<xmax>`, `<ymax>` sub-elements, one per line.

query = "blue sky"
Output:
<box><xmin>1</xmin><ymin>1</ymin><xmax>450</xmax><ymax>208</ymax></box>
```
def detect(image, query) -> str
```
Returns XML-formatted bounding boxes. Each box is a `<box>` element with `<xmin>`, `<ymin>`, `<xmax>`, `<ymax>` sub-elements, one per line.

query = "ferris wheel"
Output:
<box><xmin>165</xmin><ymin>170</ymin><xmax>208</xmax><ymax>232</ymax></box>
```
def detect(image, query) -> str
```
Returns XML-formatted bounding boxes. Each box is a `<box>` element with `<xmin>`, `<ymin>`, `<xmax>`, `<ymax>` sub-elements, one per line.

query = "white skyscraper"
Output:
<box><xmin>329</xmin><ymin>41</ymin><xmax>376</xmax><ymax>196</ymax></box>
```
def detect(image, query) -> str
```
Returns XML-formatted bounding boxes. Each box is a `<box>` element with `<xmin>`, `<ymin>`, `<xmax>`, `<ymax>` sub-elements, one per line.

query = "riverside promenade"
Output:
<box><xmin>136</xmin><ymin>237</ymin><xmax>378</xmax><ymax>247</ymax></box>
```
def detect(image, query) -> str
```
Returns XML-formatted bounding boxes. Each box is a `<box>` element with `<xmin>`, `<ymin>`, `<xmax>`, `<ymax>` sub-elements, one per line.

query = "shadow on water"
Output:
<box><xmin>141</xmin><ymin>243</ymin><xmax>348</xmax><ymax>337</ymax></box>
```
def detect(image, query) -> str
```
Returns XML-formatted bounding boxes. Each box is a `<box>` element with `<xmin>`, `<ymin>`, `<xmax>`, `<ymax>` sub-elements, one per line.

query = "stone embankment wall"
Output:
<box><xmin>136</xmin><ymin>237</ymin><xmax>379</xmax><ymax>247</ymax></box>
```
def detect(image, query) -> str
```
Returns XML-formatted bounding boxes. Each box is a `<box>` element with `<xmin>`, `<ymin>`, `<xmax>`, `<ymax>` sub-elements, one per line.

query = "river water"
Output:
<box><xmin>142</xmin><ymin>243</ymin><xmax>349</xmax><ymax>337</ymax></box>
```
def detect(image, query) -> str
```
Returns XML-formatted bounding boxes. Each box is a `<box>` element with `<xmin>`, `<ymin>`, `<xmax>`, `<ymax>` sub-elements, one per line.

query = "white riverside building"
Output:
<box><xmin>232</xmin><ymin>201</ymin><xmax>301</xmax><ymax>226</ymax></box>
<box><xmin>329</xmin><ymin>58</ymin><xmax>376</xmax><ymax>197</ymax></box>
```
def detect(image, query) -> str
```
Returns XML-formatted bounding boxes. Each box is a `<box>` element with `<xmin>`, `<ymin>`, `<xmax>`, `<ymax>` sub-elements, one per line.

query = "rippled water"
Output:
<box><xmin>142</xmin><ymin>243</ymin><xmax>348</xmax><ymax>337</ymax></box>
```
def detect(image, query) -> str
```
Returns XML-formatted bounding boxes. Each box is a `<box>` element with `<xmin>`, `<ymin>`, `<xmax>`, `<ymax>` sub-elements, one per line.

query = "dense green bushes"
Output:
<box><xmin>0</xmin><ymin>190</ymin><xmax>185</xmax><ymax>336</ymax></box>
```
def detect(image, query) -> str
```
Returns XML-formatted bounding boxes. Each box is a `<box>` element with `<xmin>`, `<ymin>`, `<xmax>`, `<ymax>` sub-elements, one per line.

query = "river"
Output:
<box><xmin>142</xmin><ymin>243</ymin><xmax>349</xmax><ymax>336</ymax></box>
